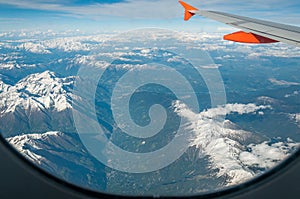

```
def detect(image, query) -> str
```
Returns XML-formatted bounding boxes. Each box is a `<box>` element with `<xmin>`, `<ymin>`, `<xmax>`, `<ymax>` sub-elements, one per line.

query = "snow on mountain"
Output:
<box><xmin>256</xmin><ymin>96</ymin><xmax>280</xmax><ymax>105</ymax></box>
<box><xmin>0</xmin><ymin>62</ymin><xmax>36</xmax><ymax>70</ymax></box>
<box><xmin>0</xmin><ymin>78</ymin><xmax>9</xmax><ymax>93</ymax></box>
<box><xmin>0</xmin><ymin>53</ymin><xmax>37</xmax><ymax>70</ymax></box>
<box><xmin>42</xmin><ymin>37</ymin><xmax>92</xmax><ymax>52</ymax></box>
<box><xmin>19</xmin><ymin>42</ymin><xmax>51</xmax><ymax>54</ymax></box>
<box><xmin>15</xmin><ymin>34</ymin><xmax>109</xmax><ymax>53</ymax></box>
<box><xmin>290</xmin><ymin>113</ymin><xmax>300</xmax><ymax>122</ymax></box>
<box><xmin>289</xmin><ymin>113</ymin><xmax>300</xmax><ymax>127</ymax></box>
<box><xmin>71</xmin><ymin>54</ymin><xmax>110</xmax><ymax>69</ymax></box>
<box><xmin>173</xmin><ymin>101</ymin><xmax>299</xmax><ymax>186</ymax></box>
<box><xmin>7</xmin><ymin>131</ymin><xmax>76</xmax><ymax>165</ymax></box>
<box><xmin>1</xmin><ymin>30</ymin><xmax>299</xmax><ymax>59</ymax></box>
<box><xmin>6</xmin><ymin>131</ymin><xmax>107</xmax><ymax>190</ymax></box>
<box><xmin>284</xmin><ymin>90</ymin><xmax>299</xmax><ymax>98</ymax></box>
<box><xmin>0</xmin><ymin>71</ymin><xmax>77</xmax><ymax>137</ymax></box>
<box><xmin>269</xmin><ymin>78</ymin><xmax>300</xmax><ymax>86</ymax></box>
<box><xmin>0</xmin><ymin>70</ymin><xmax>74</xmax><ymax>115</ymax></box>
<box><xmin>7</xmin><ymin>131</ymin><xmax>58</xmax><ymax>164</ymax></box>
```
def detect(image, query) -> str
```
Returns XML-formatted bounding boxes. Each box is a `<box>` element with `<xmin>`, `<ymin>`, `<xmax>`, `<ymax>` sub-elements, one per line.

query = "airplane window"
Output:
<box><xmin>0</xmin><ymin>0</ymin><xmax>299</xmax><ymax>198</ymax></box>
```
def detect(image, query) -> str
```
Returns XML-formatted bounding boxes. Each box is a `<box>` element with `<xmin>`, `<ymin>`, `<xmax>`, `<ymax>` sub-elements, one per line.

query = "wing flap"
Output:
<box><xmin>224</xmin><ymin>31</ymin><xmax>278</xmax><ymax>44</ymax></box>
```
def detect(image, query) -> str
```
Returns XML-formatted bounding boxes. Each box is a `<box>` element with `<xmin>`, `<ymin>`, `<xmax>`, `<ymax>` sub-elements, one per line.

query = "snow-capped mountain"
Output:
<box><xmin>1</xmin><ymin>70</ymin><xmax>73</xmax><ymax>114</ymax></box>
<box><xmin>1</xmin><ymin>30</ymin><xmax>300</xmax><ymax>195</ymax></box>
<box><xmin>0</xmin><ymin>78</ymin><xmax>9</xmax><ymax>93</ymax></box>
<box><xmin>173</xmin><ymin>101</ymin><xmax>299</xmax><ymax>186</ymax></box>
<box><xmin>7</xmin><ymin>131</ymin><xmax>106</xmax><ymax>191</ymax></box>
<box><xmin>5</xmin><ymin>101</ymin><xmax>300</xmax><ymax>195</ymax></box>
<box><xmin>0</xmin><ymin>71</ymin><xmax>76</xmax><ymax>137</ymax></box>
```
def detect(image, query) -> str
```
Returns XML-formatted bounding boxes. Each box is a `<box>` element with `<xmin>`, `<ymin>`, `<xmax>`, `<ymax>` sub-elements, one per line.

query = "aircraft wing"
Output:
<box><xmin>179</xmin><ymin>0</ymin><xmax>300</xmax><ymax>47</ymax></box>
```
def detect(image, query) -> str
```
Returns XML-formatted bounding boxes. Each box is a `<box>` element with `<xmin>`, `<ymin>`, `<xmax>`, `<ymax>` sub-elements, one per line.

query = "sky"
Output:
<box><xmin>0</xmin><ymin>0</ymin><xmax>299</xmax><ymax>32</ymax></box>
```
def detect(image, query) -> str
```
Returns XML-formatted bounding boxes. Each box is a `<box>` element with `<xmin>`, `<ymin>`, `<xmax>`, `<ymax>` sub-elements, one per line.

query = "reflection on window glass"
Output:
<box><xmin>0</xmin><ymin>0</ymin><xmax>300</xmax><ymax>197</ymax></box>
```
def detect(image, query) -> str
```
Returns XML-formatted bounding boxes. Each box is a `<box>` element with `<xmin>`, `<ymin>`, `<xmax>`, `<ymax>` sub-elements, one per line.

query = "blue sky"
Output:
<box><xmin>0</xmin><ymin>0</ymin><xmax>299</xmax><ymax>32</ymax></box>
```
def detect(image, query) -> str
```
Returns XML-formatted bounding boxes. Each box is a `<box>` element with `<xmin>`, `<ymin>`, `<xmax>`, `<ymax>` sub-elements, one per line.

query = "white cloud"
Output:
<box><xmin>198</xmin><ymin>103</ymin><xmax>271</xmax><ymax>119</ymax></box>
<box><xmin>240</xmin><ymin>140</ymin><xmax>298</xmax><ymax>169</ymax></box>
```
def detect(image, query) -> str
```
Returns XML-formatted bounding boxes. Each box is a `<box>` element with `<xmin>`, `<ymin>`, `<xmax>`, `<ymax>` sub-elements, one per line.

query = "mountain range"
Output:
<box><xmin>0</xmin><ymin>71</ymin><xmax>75</xmax><ymax>137</ymax></box>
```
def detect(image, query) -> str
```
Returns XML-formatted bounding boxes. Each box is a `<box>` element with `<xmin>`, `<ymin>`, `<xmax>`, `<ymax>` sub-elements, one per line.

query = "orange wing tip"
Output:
<box><xmin>224</xmin><ymin>31</ymin><xmax>279</xmax><ymax>44</ymax></box>
<box><xmin>184</xmin><ymin>10</ymin><xmax>194</xmax><ymax>21</ymax></box>
<box><xmin>179</xmin><ymin>1</ymin><xmax>198</xmax><ymax>21</ymax></box>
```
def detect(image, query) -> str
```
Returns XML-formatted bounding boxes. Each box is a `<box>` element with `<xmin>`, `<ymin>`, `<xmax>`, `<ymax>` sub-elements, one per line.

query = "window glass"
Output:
<box><xmin>0</xmin><ymin>0</ymin><xmax>299</xmax><ymax>197</ymax></box>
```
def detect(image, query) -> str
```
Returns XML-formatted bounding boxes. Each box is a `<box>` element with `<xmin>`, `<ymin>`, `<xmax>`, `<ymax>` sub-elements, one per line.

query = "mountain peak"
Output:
<box><xmin>19</xmin><ymin>70</ymin><xmax>60</xmax><ymax>84</ymax></box>
<box><xmin>0</xmin><ymin>71</ymin><xmax>74</xmax><ymax>114</ymax></box>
